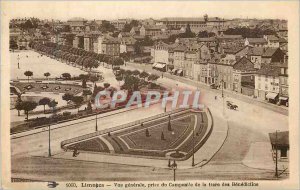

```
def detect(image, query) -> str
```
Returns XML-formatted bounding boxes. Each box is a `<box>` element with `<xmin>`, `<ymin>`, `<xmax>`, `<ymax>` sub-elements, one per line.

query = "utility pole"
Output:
<box><xmin>275</xmin><ymin>130</ymin><xmax>278</xmax><ymax>178</ymax></box>
<box><xmin>48</xmin><ymin>125</ymin><xmax>51</xmax><ymax>157</ymax></box>
<box><xmin>192</xmin><ymin>124</ymin><xmax>195</xmax><ymax>167</ymax></box>
<box><xmin>95</xmin><ymin>111</ymin><xmax>98</xmax><ymax>131</ymax></box>
<box><xmin>221</xmin><ymin>79</ymin><xmax>225</xmax><ymax>116</ymax></box>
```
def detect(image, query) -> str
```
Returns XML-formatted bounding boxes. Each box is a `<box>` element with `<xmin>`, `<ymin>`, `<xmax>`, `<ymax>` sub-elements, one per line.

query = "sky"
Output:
<box><xmin>2</xmin><ymin>1</ymin><xmax>299</xmax><ymax>21</ymax></box>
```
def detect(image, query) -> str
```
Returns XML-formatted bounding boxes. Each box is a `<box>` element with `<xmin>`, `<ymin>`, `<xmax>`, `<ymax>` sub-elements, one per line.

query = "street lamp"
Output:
<box><xmin>169</xmin><ymin>160</ymin><xmax>177</xmax><ymax>181</ymax></box>
<box><xmin>275</xmin><ymin>130</ymin><xmax>279</xmax><ymax>178</ymax></box>
<box><xmin>17</xmin><ymin>54</ymin><xmax>20</xmax><ymax>69</ymax></box>
<box><xmin>48</xmin><ymin>125</ymin><xmax>51</xmax><ymax>157</ymax></box>
<box><xmin>192</xmin><ymin>124</ymin><xmax>195</xmax><ymax>167</ymax></box>
<box><xmin>95</xmin><ymin>110</ymin><xmax>98</xmax><ymax>131</ymax></box>
<box><xmin>220</xmin><ymin>79</ymin><xmax>225</xmax><ymax>116</ymax></box>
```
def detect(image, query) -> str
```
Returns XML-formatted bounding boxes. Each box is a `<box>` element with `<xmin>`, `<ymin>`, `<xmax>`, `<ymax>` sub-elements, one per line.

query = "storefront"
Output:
<box><xmin>152</xmin><ymin>62</ymin><xmax>166</xmax><ymax>72</ymax></box>
<box><xmin>266</xmin><ymin>92</ymin><xmax>279</xmax><ymax>104</ymax></box>
<box><xmin>279</xmin><ymin>96</ymin><xmax>289</xmax><ymax>107</ymax></box>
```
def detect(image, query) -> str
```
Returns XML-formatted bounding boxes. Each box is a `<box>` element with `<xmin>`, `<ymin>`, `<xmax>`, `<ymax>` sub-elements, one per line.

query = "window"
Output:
<box><xmin>265</xmin><ymin>84</ymin><xmax>268</xmax><ymax>90</ymax></box>
<box><xmin>258</xmin><ymin>83</ymin><xmax>261</xmax><ymax>89</ymax></box>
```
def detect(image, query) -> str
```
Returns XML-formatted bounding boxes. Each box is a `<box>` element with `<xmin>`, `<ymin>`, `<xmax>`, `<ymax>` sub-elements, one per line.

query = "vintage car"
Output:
<box><xmin>226</xmin><ymin>101</ymin><xmax>238</xmax><ymax>110</ymax></box>
<box><xmin>210</xmin><ymin>83</ymin><xmax>218</xmax><ymax>89</ymax></box>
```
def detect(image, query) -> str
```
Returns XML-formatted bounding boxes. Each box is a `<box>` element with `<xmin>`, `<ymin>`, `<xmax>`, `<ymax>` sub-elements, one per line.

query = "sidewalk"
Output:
<box><xmin>242</xmin><ymin>142</ymin><xmax>275</xmax><ymax>170</ymax></box>
<box><xmin>52</xmin><ymin>107</ymin><xmax>228</xmax><ymax>170</ymax></box>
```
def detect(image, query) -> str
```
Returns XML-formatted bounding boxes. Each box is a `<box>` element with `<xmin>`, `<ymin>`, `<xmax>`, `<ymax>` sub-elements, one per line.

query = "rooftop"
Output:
<box><xmin>246</xmin><ymin>38</ymin><xmax>267</xmax><ymax>44</ymax></box>
<box><xmin>257</xmin><ymin>65</ymin><xmax>281</xmax><ymax>77</ymax></box>
<box><xmin>233</xmin><ymin>56</ymin><xmax>256</xmax><ymax>72</ymax></box>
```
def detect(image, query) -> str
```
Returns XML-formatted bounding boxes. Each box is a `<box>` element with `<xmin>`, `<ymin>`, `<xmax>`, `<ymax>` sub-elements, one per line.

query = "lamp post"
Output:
<box><xmin>169</xmin><ymin>160</ymin><xmax>177</xmax><ymax>181</ymax></box>
<box><xmin>192</xmin><ymin>124</ymin><xmax>195</xmax><ymax>167</ymax></box>
<box><xmin>17</xmin><ymin>54</ymin><xmax>20</xmax><ymax>69</ymax></box>
<box><xmin>275</xmin><ymin>130</ymin><xmax>279</xmax><ymax>178</ymax></box>
<box><xmin>48</xmin><ymin>125</ymin><xmax>51</xmax><ymax>157</ymax></box>
<box><xmin>95</xmin><ymin>110</ymin><xmax>98</xmax><ymax>131</ymax></box>
<box><xmin>221</xmin><ymin>79</ymin><xmax>225</xmax><ymax>116</ymax></box>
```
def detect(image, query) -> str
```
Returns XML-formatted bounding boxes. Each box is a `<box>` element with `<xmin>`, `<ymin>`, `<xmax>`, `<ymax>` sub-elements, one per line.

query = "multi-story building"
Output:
<box><xmin>216</xmin><ymin>62</ymin><xmax>233</xmax><ymax>90</ymax></box>
<box><xmin>67</xmin><ymin>17</ymin><xmax>87</xmax><ymax>32</ymax></box>
<box><xmin>83</xmin><ymin>32</ymin><xmax>101</xmax><ymax>52</ymax></box>
<box><xmin>160</xmin><ymin>14</ymin><xmax>227</xmax><ymax>32</ymax></box>
<box><xmin>244</xmin><ymin>38</ymin><xmax>268</xmax><ymax>47</ymax></box>
<box><xmin>119</xmin><ymin>36</ymin><xmax>137</xmax><ymax>54</ymax></box>
<box><xmin>73</xmin><ymin>33</ymin><xmax>84</xmax><ymax>49</ymax></box>
<box><xmin>96</xmin><ymin>35</ymin><xmax>120</xmax><ymax>56</ymax></box>
<box><xmin>264</xmin><ymin>35</ymin><xmax>280</xmax><ymax>48</ymax></box>
<box><xmin>235</xmin><ymin>46</ymin><xmax>285</xmax><ymax>69</ymax></box>
<box><xmin>254</xmin><ymin>65</ymin><xmax>280</xmax><ymax>102</ymax></box>
<box><xmin>232</xmin><ymin>57</ymin><xmax>257</xmax><ymax>96</ymax></box>
<box><xmin>277</xmin><ymin>61</ymin><xmax>289</xmax><ymax>106</ymax></box>
<box><xmin>140</xmin><ymin>25</ymin><xmax>167</xmax><ymax>37</ymax></box>
<box><xmin>110</xmin><ymin>19</ymin><xmax>131</xmax><ymax>31</ymax></box>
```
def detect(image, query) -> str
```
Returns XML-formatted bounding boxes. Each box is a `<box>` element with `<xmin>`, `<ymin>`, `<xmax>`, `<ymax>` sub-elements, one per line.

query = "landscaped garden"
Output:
<box><xmin>64</xmin><ymin>109</ymin><xmax>211</xmax><ymax>161</ymax></box>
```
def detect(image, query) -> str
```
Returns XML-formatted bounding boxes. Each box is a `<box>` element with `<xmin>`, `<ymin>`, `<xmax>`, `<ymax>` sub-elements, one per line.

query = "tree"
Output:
<box><xmin>148</xmin><ymin>74</ymin><xmax>160</xmax><ymax>82</ymax></box>
<box><xmin>92</xmin><ymin>86</ymin><xmax>105</xmax><ymax>98</ymax></box>
<box><xmin>44</xmin><ymin>72</ymin><xmax>50</xmax><ymax>81</ymax></box>
<box><xmin>62</xmin><ymin>93</ymin><xmax>74</xmax><ymax>103</ymax></box>
<box><xmin>48</xmin><ymin>100</ymin><xmax>58</xmax><ymax>114</ymax></box>
<box><xmin>161</xmin><ymin>131</ymin><xmax>165</xmax><ymax>140</ymax></box>
<box><xmin>100</xmin><ymin>20</ymin><xmax>116</xmax><ymax>32</ymax></box>
<box><xmin>10</xmin><ymin>39</ymin><xmax>18</xmax><ymax>50</ymax></box>
<box><xmin>168</xmin><ymin>115</ymin><xmax>172</xmax><ymax>131</ymax></box>
<box><xmin>104</xmin><ymin>83</ymin><xmax>110</xmax><ymax>89</ymax></box>
<box><xmin>72</xmin><ymin>96</ymin><xmax>84</xmax><ymax>112</ymax></box>
<box><xmin>180</xmin><ymin>23</ymin><xmax>196</xmax><ymax>38</ymax></box>
<box><xmin>113</xmin><ymin>57</ymin><xmax>124</xmax><ymax>68</ymax></box>
<box><xmin>122</xmin><ymin>20</ymin><xmax>139</xmax><ymax>32</ymax></box>
<box><xmin>22</xmin><ymin>19</ymin><xmax>34</xmax><ymax>30</ymax></box>
<box><xmin>145</xmin><ymin>128</ymin><xmax>150</xmax><ymax>137</ymax></box>
<box><xmin>132</xmin><ymin>70</ymin><xmax>140</xmax><ymax>76</ymax></box>
<box><xmin>87</xmin><ymin>101</ymin><xmax>92</xmax><ymax>114</ymax></box>
<box><xmin>61</xmin><ymin>73</ymin><xmax>71</xmax><ymax>80</ymax></box>
<box><xmin>83</xmin><ymin>89</ymin><xmax>92</xmax><ymax>101</ymax></box>
<box><xmin>21</xmin><ymin>101</ymin><xmax>38</xmax><ymax>120</ymax></box>
<box><xmin>82</xmin><ymin>79</ymin><xmax>87</xmax><ymax>88</ymax></box>
<box><xmin>139</xmin><ymin>71</ymin><xmax>149</xmax><ymax>81</ymax></box>
<box><xmin>116</xmin><ymin>75</ymin><xmax>123</xmax><ymax>86</ymax></box>
<box><xmin>124</xmin><ymin>70</ymin><xmax>132</xmax><ymax>76</ymax></box>
<box><xmin>15</xmin><ymin>101</ymin><xmax>23</xmax><ymax>116</ymax></box>
<box><xmin>39</xmin><ymin>97</ymin><xmax>51</xmax><ymax>113</ymax></box>
<box><xmin>24</xmin><ymin>71</ymin><xmax>33</xmax><ymax>83</ymax></box>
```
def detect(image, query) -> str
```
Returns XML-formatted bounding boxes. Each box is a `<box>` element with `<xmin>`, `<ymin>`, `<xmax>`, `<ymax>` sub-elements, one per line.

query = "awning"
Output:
<box><xmin>266</xmin><ymin>92</ymin><xmax>278</xmax><ymax>99</ymax></box>
<box><xmin>156</xmin><ymin>63</ymin><xmax>166</xmax><ymax>69</ymax></box>
<box><xmin>153</xmin><ymin>63</ymin><xmax>166</xmax><ymax>69</ymax></box>
<box><xmin>177</xmin><ymin>69</ymin><xmax>183</xmax><ymax>75</ymax></box>
<box><xmin>279</xmin><ymin>96</ymin><xmax>288</xmax><ymax>101</ymax></box>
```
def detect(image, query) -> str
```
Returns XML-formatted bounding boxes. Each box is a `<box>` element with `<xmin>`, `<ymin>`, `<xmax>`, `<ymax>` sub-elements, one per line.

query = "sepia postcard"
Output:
<box><xmin>1</xmin><ymin>1</ymin><xmax>299</xmax><ymax>190</ymax></box>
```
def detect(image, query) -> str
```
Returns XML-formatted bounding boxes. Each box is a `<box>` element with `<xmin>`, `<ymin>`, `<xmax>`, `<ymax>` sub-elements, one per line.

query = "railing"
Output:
<box><xmin>60</xmin><ymin>108</ymin><xmax>190</xmax><ymax>149</ymax></box>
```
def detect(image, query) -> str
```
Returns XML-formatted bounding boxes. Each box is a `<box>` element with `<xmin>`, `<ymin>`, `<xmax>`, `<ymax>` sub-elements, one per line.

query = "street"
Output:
<box><xmin>11</xmin><ymin>63</ymin><xmax>288</xmax><ymax>180</ymax></box>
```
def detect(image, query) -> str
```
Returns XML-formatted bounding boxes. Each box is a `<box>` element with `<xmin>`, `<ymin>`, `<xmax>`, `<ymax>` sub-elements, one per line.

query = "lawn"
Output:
<box><xmin>64</xmin><ymin>110</ymin><xmax>211</xmax><ymax>160</ymax></box>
